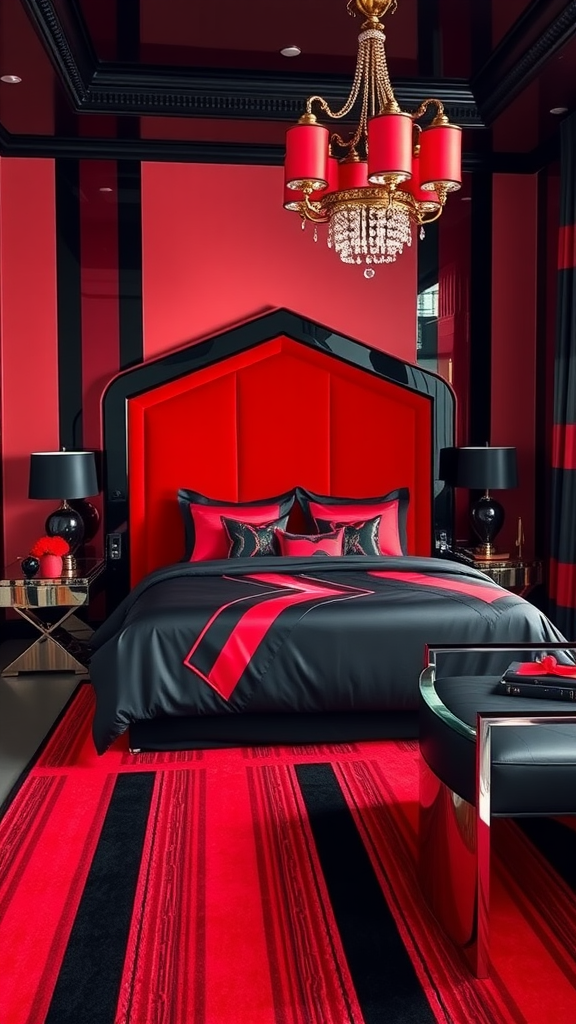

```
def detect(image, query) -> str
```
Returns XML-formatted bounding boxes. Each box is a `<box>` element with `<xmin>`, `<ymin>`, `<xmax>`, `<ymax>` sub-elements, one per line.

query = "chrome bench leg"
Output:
<box><xmin>419</xmin><ymin>751</ymin><xmax>490</xmax><ymax>978</ymax></box>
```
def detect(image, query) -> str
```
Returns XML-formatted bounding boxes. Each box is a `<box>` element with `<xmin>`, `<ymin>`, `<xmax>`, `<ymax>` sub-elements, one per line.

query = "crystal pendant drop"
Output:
<box><xmin>328</xmin><ymin>203</ymin><xmax>412</xmax><ymax>266</ymax></box>
<box><xmin>313</xmin><ymin>226</ymin><xmax>318</xmax><ymax>242</ymax></box>
<box><xmin>420</xmin><ymin>226</ymin><xmax>425</xmax><ymax>240</ymax></box>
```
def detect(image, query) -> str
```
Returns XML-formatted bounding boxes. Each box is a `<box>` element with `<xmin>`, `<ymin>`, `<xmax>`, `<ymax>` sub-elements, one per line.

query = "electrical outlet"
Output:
<box><xmin>107</xmin><ymin>533</ymin><xmax>122</xmax><ymax>560</ymax></box>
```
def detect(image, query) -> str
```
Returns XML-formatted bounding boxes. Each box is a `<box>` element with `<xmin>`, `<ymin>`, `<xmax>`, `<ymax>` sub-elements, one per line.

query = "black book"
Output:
<box><xmin>498</xmin><ymin>660</ymin><xmax>576</xmax><ymax>702</ymax></box>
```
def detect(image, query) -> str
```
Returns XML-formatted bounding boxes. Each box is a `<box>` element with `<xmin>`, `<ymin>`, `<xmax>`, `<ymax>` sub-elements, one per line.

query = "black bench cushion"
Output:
<box><xmin>419</xmin><ymin>675</ymin><xmax>576</xmax><ymax>816</ymax></box>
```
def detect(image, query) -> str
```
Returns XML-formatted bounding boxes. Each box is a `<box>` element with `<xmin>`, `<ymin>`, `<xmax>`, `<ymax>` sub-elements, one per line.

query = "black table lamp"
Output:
<box><xmin>29</xmin><ymin>450</ymin><xmax>99</xmax><ymax>572</ymax></box>
<box><xmin>439</xmin><ymin>446</ymin><xmax>518</xmax><ymax>559</ymax></box>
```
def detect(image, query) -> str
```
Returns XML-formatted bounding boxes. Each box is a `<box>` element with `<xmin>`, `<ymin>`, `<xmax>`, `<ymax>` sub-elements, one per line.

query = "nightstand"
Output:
<box><xmin>452</xmin><ymin>553</ymin><xmax>543</xmax><ymax>597</ymax></box>
<box><xmin>0</xmin><ymin>558</ymin><xmax>106</xmax><ymax>676</ymax></box>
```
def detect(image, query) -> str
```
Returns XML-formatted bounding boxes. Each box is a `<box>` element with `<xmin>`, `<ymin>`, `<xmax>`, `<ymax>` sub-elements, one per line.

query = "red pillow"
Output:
<box><xmin>275</xmin><ymin>528</ymin><xmax>344</xmax><ymax>558</ymax></box>
<box><xmin>296</xmin><ymin>486</ymin><xmax>408</xmax><ymax>556</ymax></box>
<box><xmin>177</xmin><ymin>488</ymin><xmax>295</xmax><ymax>561</ymax></box>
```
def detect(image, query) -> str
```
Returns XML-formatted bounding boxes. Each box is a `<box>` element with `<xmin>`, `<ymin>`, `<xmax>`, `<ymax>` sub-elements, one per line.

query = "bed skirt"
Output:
<box><xmin>128</xmin><ymin>710</ymin><xmax>420</xmax><ymax>751</ymax></box>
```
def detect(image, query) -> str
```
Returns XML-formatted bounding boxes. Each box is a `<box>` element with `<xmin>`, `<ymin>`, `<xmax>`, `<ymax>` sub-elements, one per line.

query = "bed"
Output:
<box><xmin>91</xmin><ymin>309</ymin><xmax>563</xmax><ymax>752</ymax></box>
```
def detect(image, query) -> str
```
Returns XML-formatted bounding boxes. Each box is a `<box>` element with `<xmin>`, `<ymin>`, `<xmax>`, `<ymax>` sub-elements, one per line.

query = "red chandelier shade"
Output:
<box><xmin>284</xmin><ymin>122</ymin><xmax>330</xmax><ymax>192</ymax></box>
<box><xmin>325</xmin><ymin>155</ymin><xmax>339</xmax><ymax>193</ymax></box>
<box><xmin>284</xmin><ymin>155</ymin><xmax>338</xmax><ymax>212</ymax></box>
<box><xmin>338</xmin><ymin>158</ymin><xmax>369</xmax><ymax>191</ymax></box>
<box><xmin>419</xmin><ymin>123</ymin><xmax>462</xmax><ymax>192</ymax></box>
<box><xmin>405</xmin><ymin>151</ymin><xmax>440</xmax><ymax>209</ymax></box>
<box><xmin>367</xmin><ymin>112</ymin><xmax>413</xmax><ymax>185</ymax></box>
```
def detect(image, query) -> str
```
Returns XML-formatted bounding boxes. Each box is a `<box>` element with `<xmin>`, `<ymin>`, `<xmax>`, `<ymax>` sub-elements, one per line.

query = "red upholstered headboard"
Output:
<box><xmin>102</xmin><ymin>310</ymin><xmax>455</xmax><ymax>596</ymax></box>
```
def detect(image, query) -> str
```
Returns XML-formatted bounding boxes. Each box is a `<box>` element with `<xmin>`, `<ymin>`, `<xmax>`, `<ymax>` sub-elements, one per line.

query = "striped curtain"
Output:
<box><xmin>550</xmin><ymin>111</ymin><xmax>576</xmax><ymax>636</ymax></box>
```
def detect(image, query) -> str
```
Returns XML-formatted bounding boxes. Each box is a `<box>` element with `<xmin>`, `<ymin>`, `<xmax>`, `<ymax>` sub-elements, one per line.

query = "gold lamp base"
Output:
<box><xmin>473</xmin><ymin>544</ymin><xmax>509</xmax><ymax>562</ymax></box>
<box><xmin>61</xmin><ymin>553</ymin><xmax>77</xmax><ymax>577</ymax></box>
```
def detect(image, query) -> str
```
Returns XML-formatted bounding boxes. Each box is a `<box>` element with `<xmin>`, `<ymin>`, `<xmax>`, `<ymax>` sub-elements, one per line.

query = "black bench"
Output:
<box><xmin>419</xmin><ymin>642</ymin><xmax>576</xmax><ymax>977</ymax></box>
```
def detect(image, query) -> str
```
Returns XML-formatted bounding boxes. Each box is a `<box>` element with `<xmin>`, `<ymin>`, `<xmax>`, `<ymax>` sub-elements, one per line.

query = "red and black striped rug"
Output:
<box><xmin>2</xmin><ymin>684</ymin><xmax>576</xmax><ymax>1024</ymax></box>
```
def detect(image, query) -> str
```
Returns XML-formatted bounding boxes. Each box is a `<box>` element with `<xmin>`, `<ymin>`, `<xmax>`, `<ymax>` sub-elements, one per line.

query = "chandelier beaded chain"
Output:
<box><xmin>283</xmin><ymin>0</ymin><xmax>462</xmax><ymax>272</ymax></box>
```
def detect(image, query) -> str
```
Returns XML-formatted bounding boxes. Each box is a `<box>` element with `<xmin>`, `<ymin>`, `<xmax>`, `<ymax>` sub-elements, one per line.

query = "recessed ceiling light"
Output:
<box><xmin>550</xmin><ymin>106</ymin><xmax>568</xmax><ymax>115</ymax></box>
<box><xmin>280</xmin><ymin>45</ymin><xmax>301</xmax><ymax>57</ymax></box>
<box><xmin>99</xmin><ymin>187</ymin><xmax>113</xmax><ymax>193</ymax></box>
<box><xmin>1</xmin><ymin>75</ymin><xmax>22</xmax><ymax>84</ymax></box>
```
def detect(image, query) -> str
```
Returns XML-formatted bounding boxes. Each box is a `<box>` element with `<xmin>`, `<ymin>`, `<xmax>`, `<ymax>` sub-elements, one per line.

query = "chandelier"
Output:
<box><xmin>283</xmin><ymin>0</ymin><xmax>462</xmax><ymax>273</ymax></box>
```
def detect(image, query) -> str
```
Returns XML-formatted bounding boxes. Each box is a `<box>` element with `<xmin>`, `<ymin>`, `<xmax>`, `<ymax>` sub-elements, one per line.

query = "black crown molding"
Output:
<box><xmin>473</xmin><ymin>0</ymin><xmax>576</xmax><ymax>124</ymax></box>
<box><xmin>88</xmin><ymin>67</ymin><xmax>482</xmax><ymax>127</ymax></box>
<box><xmin>20</xmin><ymin>0</ymin><xmax>95</xmax><ymax>105</ymax></box>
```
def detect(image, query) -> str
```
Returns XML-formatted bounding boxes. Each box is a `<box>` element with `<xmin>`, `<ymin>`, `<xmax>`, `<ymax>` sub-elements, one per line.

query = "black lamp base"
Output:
<box><xmin>470</xmin><ymin>492</ymin><xmax>505</xmax><ymax>558</ymax></box>
<box><xmin>69</xmin><ymin>499</ymin><xmax>100</xmax><ymax>542</ymax></box>
<box><xmin>45</xmin><ymin>499</ymin><xmax>85</xmax><ymax>552</ymax></box>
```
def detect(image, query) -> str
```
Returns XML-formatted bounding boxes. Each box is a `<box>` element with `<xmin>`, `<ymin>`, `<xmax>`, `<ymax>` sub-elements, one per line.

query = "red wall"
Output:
<box><xmin>0</xmin><ymin>158</ymin><xmax>60</xmax><ymax>565</ymax></box>
<box><xmin>491</xmin><ymin>173</ymin><xmax>538</xmax><ymax>557</ymax></box>
<box><xmin>141</xmin><ymin>163</ymin><xmax>418</xmax><ymax>362</ymax></box>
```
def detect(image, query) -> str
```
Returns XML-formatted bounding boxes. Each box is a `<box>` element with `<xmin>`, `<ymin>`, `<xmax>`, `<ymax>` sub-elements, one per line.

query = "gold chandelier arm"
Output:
<box><xmin>418</xmin><ymin>185</ymin><xmax>449</xmax><ymax>225</ymax></box>
<box><xmin>411</xmin><ymin>97</ymin><xmax>449</xmax><ymax>125</ymax></box>
<box><xmin>302</xmin><ymin>193</ymin><xmax>330</xmax><ymax>224</ymax></box>
<box><xmin>330</xmin><ymin>131</ymin><xmax>353</xmax><ymax>149</ymax></box>
<box><xmin>419</xmin><ymin>206</ymin><xmax>444</xmax><ymax>225</ymax></box>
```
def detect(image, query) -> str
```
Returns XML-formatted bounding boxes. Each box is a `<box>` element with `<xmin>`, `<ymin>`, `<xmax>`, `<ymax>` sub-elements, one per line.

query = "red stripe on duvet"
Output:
<box><xmin>184</xmin><ymin>574</ymin><xmax>367</xmax><ymax>701</ymax></box>
<box><xmin>368</xmin><ymin>570</ymin><xmax>507</xmax><ymax>604</ymax></box>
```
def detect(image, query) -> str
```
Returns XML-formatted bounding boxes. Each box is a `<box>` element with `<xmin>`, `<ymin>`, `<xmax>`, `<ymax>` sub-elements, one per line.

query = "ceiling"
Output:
<box><xmin>0</xmin><ymin>0</ymin><xmax>574</xmax><ymax>167</ymax></box>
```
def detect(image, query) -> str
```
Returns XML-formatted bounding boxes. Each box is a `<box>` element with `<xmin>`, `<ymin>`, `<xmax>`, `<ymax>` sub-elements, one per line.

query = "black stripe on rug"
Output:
<box><xmin>44</xmin><ymin>772</ymin><xmax>155</xmax><ymax>1024</ymax></box>
<box><xmin>295</xmin><ymin>763</ymin><xmax>436</xmax><ymax>1024</ymax></box>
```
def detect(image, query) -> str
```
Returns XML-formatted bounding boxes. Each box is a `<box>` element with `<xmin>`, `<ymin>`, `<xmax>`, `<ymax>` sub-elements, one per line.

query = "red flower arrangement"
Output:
<box><xmin>30</xmin><ymin>535</ymin><xmax>70</xmax><ymax>558</ymax></box>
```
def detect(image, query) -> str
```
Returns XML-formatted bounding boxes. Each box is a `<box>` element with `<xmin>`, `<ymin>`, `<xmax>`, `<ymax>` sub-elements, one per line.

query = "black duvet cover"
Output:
<box><xmin>89</xmin><ymin>555</ymin><xmax>565</xmax><ymax>752</ymax></box>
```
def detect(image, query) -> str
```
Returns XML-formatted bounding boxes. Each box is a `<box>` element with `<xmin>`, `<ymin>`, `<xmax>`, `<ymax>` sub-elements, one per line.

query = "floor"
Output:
<box><xmin>0</xmin><ymin>638</ymin><xmax>83</xmax><ymax>807</ymax></box>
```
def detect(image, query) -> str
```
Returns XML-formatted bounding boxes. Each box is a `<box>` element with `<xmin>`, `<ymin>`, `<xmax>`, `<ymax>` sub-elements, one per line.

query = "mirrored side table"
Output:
<box><xmin>0</xmin><ymin>558</ymin><xmax>106</xmax><ymax>676</ymax></box>
<box><xmin>449</xmin><ymin>552</ymin><xmax>543</xmax><ymax>597</ymax></box>
<box><xmin>468</xmin><ymin>558</ymin><xmax>542</xmax><ymax>597</ymax></box>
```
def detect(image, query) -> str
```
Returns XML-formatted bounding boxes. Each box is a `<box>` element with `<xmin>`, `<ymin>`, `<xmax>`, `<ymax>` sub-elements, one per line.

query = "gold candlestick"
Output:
<box><xmin>515</xmin><ymin>516</ymin><xmax>524</xmax><ymax>560</ymax></box>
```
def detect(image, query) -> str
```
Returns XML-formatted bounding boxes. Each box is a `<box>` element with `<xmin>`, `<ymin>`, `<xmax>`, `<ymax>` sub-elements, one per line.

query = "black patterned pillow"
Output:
<box><xmin>221</xmin><ymin>515</ymin><xmax>289</xmax><ymax>557</ymax></box>
<box><xmin>316</xmin><ymin>515</ymin><xmax>382</xmax><ymax>556</ymax></box>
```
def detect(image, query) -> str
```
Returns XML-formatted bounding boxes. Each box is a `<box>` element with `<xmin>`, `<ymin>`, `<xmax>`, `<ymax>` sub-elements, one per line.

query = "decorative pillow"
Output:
<box><xmin>316</xmin><ymin>516</ymin><xmax>381</xmax><ymax>556</ymax></box>
<box><xmin>275</xmin><ymin>527</ymin><xmax>345</xmax><ymax>558</ymax></box>
<box><xmin>222</xmin><ymin>515</ymin><xmax>288</xmax><ymax>558</ymax></box>
<box><xmin>177</xmin><ymin>488</ymin><xmax>295</xmax><ymax>561</ymax></box>
<box><xmin>296</xmin><ymin>486</ymin><xmax>409</xmax><ymax>556</ymax></box>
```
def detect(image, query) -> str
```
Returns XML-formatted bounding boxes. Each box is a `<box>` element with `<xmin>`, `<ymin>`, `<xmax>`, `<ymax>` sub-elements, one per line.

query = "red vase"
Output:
<box><xmin>39</xmin><ymin>554</ymin><xmax>63</xmax><ymax>579</ymax></box>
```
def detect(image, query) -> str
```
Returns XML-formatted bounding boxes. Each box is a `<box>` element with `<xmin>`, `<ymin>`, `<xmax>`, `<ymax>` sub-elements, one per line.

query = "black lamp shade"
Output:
<box><xmin>29</xmin><ymin>451</ymin><xmax>99</xmax><ymax>500</ymax></box>
<box><xmin>439</xmin><ymin>447</ymin><xmax>518</xmax><ymax>490</ymax></box>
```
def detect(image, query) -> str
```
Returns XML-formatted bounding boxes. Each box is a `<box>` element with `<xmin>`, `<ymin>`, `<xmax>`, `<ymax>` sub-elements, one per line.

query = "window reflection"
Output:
<box><xmin>417</xmin><ymin>219</ymin><xmax>439</xmax><ymax>374</ymax></box>
<box><xmin>417</xmin><ymin>283</ymin><xmax>439</xmax><ymax>372</ymax></box>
